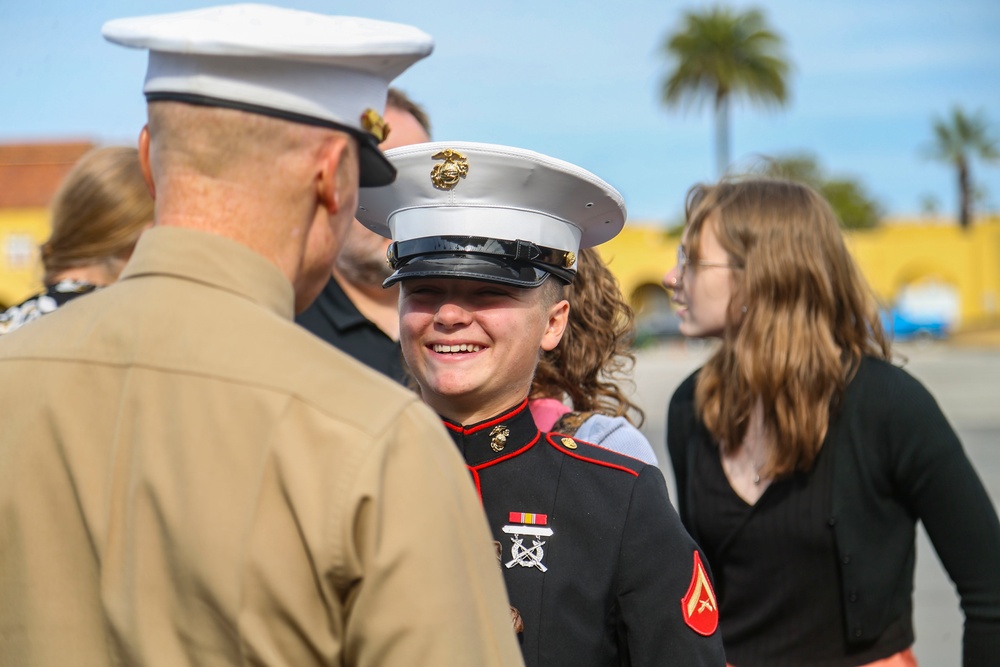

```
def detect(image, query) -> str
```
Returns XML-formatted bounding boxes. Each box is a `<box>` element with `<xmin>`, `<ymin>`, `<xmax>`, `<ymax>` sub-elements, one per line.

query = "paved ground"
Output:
<box><xmin>630</xmin><ymin>338</ymin><xmax>1000</xmax><ymax>666</ymax></box>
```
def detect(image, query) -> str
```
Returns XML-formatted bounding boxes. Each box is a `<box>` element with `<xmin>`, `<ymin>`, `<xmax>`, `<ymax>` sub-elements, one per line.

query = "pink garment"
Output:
<box><xmin>858</xmin><ymin>648</ymin><xmax>917</xmax><ymax>667</ymax></box>
<box><xmin>528</xmin><ymin>398</ymin><xmax>572</xmax><ymax>431</ymax></box>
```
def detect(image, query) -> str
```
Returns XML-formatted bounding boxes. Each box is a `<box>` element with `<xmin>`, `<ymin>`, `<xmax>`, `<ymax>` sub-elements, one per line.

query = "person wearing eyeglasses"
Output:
<box><xmin>663</xmin><ymin>178</ymin><xmax>1000</xmax><ymax>667</ymax></box>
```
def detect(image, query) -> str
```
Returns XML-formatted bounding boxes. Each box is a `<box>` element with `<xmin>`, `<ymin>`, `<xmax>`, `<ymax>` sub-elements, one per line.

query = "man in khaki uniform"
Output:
<box><xmin>0</xmin><ymin>6</ymin><xmax>523</xmax><ymax>667</ymax></box>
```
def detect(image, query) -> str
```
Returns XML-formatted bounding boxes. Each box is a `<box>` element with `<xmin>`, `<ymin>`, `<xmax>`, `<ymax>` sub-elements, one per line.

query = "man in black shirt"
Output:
<box><xmin>296</xmin><ymin>89</ymin><xmax>431</xmax><ymax>382</ymax></box>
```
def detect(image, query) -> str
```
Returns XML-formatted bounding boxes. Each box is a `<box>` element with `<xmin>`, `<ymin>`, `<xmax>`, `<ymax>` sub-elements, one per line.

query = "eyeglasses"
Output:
<box><xmin>676</xmin><ymin>245</ymin><xmax>738</xmax><ymax>277</ymax></box>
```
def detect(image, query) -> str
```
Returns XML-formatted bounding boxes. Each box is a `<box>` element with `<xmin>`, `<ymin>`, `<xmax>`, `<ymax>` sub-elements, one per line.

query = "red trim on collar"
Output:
<box><xmin>468</xmin><ymin>467</ymin><xmax>483</xmax><ymax>502</ymax></box>
<box><xmin>445</xmin><ymin>399</ymin><xmax>531</xmax><ymax>435</ymax></box>
<box><xmin>545</xmin><ymin>434</ymin><xmax>639</xmax><ymax>477</ymax></box>
<box><xmin>470</xmin><ymin>432</ymin><xmax>540</xmax><ymax>472</ymax></box>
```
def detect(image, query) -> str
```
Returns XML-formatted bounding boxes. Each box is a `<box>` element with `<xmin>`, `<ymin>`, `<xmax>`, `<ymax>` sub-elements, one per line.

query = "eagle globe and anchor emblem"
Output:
<box><xmin>430</xmin><ymin>149</ymin><xmax>469</xmax><ymax>190</ymax></box>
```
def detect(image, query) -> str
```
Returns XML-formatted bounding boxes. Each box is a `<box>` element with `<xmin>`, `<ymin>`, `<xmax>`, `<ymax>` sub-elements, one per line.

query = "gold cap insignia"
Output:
<box><xmin>564</xmin><ymin>251</ymin><xmax>577</xmax><ymax>269</ymax></box>
<box><xmin>561</xmin><ymin>437</ymin><xmax>578</xmax><ymax>450</ymax></box>
<box><xmin>431</xmin><ymin>149</ymin><xmax>469</xmax><ymax>190</ymax></box>
<box><xmin>360</xmin><ymin>108</ymin><xmax>390</xmax><ymax>143</ymax></box>
<box><xmin>490</xmin><ymin>425</ymin><xmax>510</xmax><ymax>452</ymax></box>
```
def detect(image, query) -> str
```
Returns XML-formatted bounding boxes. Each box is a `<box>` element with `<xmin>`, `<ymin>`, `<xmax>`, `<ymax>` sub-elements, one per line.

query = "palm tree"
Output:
<box><xmin>925</xmin><ymin>107</ymin><xmax>998</xmax><ymax>229</ymax></box>
<box><xmin>660</xmin><ymin>6</ymin><xmax>790</xmax><ymax>177</ymax></box>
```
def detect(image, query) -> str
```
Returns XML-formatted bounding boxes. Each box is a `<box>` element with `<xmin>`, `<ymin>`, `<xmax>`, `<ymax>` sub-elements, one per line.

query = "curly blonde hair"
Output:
<box><xmin>531</xmin><ymin>248</ymin><xmax>645</xmax><ymax>426</ymax></box>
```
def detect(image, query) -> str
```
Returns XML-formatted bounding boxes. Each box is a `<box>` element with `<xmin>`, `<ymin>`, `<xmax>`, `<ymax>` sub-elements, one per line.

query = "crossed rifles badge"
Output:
<box><xmin>503</xmin><ymin>512</ymin><xmax>553</xmax><ymax>572</ymax></box>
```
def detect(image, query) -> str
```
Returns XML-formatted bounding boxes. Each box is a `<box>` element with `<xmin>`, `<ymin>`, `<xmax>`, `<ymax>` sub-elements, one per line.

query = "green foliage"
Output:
<box><xmin>760</xmin><ymin>154</ymin><xmax>883</xmax><ymax>229</ymax></box>
<box><xmin>659</xmin><ymin>5</ymin><xmax>791</xmax><ymax>175</ymax></box>
<box><xmin>924</xmin><ymin>106</ymin><xmax>999</xmax><ymax>229</ymax></box>
<box><xmin>926</xmin><ymin>107</ymin><xmax>999</xmax><ymax>164</ymax></box>
<box><xmin>660</xmin><ymin>6</ymin><xmax>789</xmax><ymax>109</ymax></box>
<box><xmin>821</xmin><ymin>179</ymin><xmax>881</xmax><ymax>230</ymax></box>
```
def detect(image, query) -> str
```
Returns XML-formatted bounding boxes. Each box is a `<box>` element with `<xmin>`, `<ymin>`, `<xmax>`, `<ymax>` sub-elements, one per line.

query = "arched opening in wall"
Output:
<box><xmin>882</xmin><ymin>275</ymin><xmax>960</xmax><ymax>343</ymax></box>
<box><xmin>630</xmin><ymin>282</ymin><xmax>682</xmax><ymax>346</ymax></box>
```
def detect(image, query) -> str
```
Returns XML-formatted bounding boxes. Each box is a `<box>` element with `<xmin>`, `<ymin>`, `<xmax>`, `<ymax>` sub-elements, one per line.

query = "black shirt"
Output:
<box><xmin>295</xmin><ymin>276</ymin><xmax>405</xmax><ymax>383</ymax></box>
<box><xmin>0</xmin><ymin>280</ymin><xmax>98</xmax><ymax>336</ymax></box>
<box><xmin>692</xmin><ymin>429</ymin><xmax>909</xmax><ymax>667</ymax></box>
<box><xmin>668</xmin><ymin>357</ymin><xmax>1000</xmax><ymax>666</ymax></box>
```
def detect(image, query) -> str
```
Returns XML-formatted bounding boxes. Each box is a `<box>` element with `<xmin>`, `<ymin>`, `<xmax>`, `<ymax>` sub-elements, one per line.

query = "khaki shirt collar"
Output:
<box><xmin>120</xmin><ymin>226</ymin><xmax>295</xmax><ymax>320</ymax></box>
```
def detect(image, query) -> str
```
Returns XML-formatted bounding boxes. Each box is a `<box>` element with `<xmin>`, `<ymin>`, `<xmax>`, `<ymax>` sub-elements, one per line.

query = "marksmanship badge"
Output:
<box><xmin>503</xmin><ymin>512</ymin><xmax>552</xmax><ymax>572</ymax></box>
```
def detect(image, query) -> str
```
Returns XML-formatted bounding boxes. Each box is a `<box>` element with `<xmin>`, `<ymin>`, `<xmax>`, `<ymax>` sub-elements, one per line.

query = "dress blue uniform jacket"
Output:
<box><xmin>444</xmin><ymin>400</ymin><xmax>726</xmax><ymax>667</ymax></box>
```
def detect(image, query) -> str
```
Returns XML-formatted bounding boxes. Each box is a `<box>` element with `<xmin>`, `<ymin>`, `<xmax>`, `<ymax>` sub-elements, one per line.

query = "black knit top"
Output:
<box><xmin>692</xmin><ymin>429</ymin><xmax>910</xmax><ymax>666</ymax></box>
<box><xmin>668</xmin><ymin>356</ymin><xmax>1000</xmax><ymax>667</ymax></box>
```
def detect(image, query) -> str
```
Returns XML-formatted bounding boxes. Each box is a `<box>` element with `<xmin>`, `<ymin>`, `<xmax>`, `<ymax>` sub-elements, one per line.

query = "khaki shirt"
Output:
<box><xmin>0</xmin><ymin>226</ymin><xmax>523</xmax><ymax>667</ymax></box>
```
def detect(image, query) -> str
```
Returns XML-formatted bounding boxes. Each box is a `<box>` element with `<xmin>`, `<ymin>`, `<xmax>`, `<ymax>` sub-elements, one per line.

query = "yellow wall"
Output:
<box><xmin>5</xmin><ymin>206</ymin><xmax>1000</xmax><ymax>330</ymax></box>
<box><xmin>846</xmin><ymin>218</ymin><xmax>1000</xmax><ymax>327</ymax></box>
<box><xmin>597</xmin><ymin>216</ymin><xmax>1000</xmax><ymax>331</ymax></box>
<box><xmin>0</xmin><ymin>208</ymin><xmax>48</xmax><ymax>307</ymax></box>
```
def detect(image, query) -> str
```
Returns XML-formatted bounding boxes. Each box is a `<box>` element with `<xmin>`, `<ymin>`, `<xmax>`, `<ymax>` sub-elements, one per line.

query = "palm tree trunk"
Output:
<box><xmin>714</xmin><ymin>93</ymin><xmax>730</xmax><ymax>178</ymax></box>
<box><xmin>958</xmin><ymin>157</ymin><xmax>971</xmax><ymax>230</ymax></box>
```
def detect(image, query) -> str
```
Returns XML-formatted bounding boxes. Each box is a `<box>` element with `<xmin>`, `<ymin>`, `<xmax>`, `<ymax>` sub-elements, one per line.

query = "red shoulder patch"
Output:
<box><xmin>680</xmin><ymin>551</ymin><xmax>718</xmax><ymax>636</ymax></box>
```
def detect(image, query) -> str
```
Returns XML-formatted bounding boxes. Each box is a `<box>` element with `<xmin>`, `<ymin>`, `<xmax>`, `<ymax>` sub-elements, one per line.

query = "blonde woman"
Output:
<box><xmin>664</xmin><ymin>178</ymin><xmax>1000</xmax><ymax>666</ymax></box>
<box><xmin>0</xmin><ymin>146</ymin><xmax>152</xmax><ymax>334</ymax></box>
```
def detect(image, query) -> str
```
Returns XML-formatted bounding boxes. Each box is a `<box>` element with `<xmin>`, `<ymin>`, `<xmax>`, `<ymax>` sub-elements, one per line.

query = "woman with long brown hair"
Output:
<box><xmin>529</xmin><ymin>247</ymin><xmax>657</xmax><ymax>464</ymax></box>
<box><xmin>664</xmin><ymin>178</ymin><xmax>1000</xmax><ymax>666</ymax></box>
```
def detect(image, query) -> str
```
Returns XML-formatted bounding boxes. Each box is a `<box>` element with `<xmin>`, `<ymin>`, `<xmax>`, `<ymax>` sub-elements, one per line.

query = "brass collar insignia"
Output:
<box><xmin>490</xmin><ymin>424</ymin><xmax>510</xmax><ymax>452</ymax></box>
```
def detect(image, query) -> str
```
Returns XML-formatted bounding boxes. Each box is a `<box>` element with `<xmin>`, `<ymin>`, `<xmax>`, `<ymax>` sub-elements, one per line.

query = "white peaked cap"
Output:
<box><xmin>102</xmin><ymin>3</ymin><xmax>434</xmax><ymax>186</ymax></box>
<box><xmin>356</xmin><ymin>142</ymin><xmax>627</xmax><ymax>288</ymax></box>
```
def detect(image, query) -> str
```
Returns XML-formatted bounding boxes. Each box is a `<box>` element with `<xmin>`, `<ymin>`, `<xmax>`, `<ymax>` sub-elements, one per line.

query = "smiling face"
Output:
<box><xmin>399</xmin><ymin>277</ymin><xmax>569</xmax><ymax>424</ymax></box>
<box><xmin>663</xmin><ymin>212</ymin><xmax>738</xmax><ymax>339</ymax></box>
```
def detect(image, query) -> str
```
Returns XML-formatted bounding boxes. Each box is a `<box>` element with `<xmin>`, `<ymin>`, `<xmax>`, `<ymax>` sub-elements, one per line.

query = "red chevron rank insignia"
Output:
<box><xmin>680</xmin><ymin>551</ymin><xmax>718</xmax><ymax>635</ymax></box>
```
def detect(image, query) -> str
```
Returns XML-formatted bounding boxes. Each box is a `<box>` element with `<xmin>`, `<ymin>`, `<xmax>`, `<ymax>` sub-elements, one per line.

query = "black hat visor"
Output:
<box><xmin>386</xmin><ymin>253</ymin><xmax>571</xmax><ymax>289</ymax></box>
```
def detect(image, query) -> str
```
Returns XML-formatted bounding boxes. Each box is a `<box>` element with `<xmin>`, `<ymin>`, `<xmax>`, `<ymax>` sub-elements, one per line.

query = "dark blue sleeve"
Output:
<box><xmin>616</xmin><ymin>465</ymin><xmax>726</xmax><ymax>666</ymax></box>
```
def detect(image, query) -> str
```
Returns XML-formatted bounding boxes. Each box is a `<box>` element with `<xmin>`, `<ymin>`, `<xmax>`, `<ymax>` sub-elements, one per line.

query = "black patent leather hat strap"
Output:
<box><xmin>388</xmin><ymin>236</ymin><xmax>573</xmax><ymax>271</ymax></box>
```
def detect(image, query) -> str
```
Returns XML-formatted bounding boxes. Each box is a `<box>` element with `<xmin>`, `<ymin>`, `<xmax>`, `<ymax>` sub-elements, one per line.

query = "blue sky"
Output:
<box><xmin>2</xmin><ymin>0</ymin><xmax>998</xmax><ymax>223</ymax></box>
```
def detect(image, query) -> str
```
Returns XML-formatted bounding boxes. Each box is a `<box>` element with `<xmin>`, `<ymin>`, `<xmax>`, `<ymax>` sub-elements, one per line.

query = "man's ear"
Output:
<box><xmin>138</xmin><ymin>125</ymin><xmax>156</xmax><ymax>199</ymax></box>
<box><xmin>540</xmin><ymin>298</ymin><xmax>570</xmax><ymax>352</ymax></box>
<box><xmin>316</xmin><ymin>135</ymin><xmax>353</xmax><ymax>215</ymax></box>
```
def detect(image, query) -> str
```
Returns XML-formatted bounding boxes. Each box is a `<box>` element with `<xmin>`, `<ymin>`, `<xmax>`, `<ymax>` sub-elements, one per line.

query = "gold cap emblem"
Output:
<box><xmin>360</xmin><ymin>108</ymin><xmax>390</xmax><ymax>143</ymax></box>
<box><xmin>564</xmin><ymin>251</ymin><xmax>577</xmax><ymax>269</ymax></box>
<box><xmin>430</xmin><ymin>149</ymin><xmax>469</xmax><ymax>190</ymax></box>
<box><xmin>561</xmin><ymin>437</ymin><xmax>578</xmax><ymax>450</ymax></box>
<box><xmin>490</xmin><ymin>425</ymin><xmax>510</xmax><ymax>452</ymax></box>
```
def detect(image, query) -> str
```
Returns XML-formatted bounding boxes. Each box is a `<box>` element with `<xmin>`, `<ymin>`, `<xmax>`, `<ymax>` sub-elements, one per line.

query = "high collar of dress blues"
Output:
<box><xmin>441</xmin><ymin>399</ymin><xmax>540</xmax><ymax>466</ymax></box>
